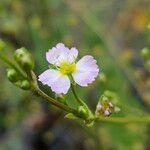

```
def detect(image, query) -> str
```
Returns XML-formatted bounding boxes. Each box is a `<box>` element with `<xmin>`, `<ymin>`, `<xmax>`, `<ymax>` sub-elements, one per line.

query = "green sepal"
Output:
<box><xmin>77</xmin><ymin>105</ymin><xmax>89</xmax><ymax>119</ymax></box>
<box><xmin>64</xmin><ymin>113</ymin><xmax>78</xmax><ymax>120</ymax></box>
<box><xmin>55</xmin><ymin>94</ymin><xmax>67</xmax><ymax>104</ymax></box>
<box><xmin>84</xmin><ymin>120</ymin><xmax>94</xmax><ymax>127</ymax></box>
<box><xmin>114</xmin><ymin>106</ymin><xmax>121</xmax><ymax>113</ymax></box>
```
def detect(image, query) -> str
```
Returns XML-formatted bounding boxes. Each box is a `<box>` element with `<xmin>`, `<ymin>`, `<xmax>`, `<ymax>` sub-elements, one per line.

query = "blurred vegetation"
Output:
<box><xmin>0</xmin><ymin>0</ymin><xmax>150</xmax><ymax>150</ymax></box>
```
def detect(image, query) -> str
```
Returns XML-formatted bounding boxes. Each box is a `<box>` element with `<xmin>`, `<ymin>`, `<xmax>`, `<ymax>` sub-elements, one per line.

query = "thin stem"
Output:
<box><xmin>34</xmin><ymin>87</ymin><xmax>78</xmax><ymax>114</ymax></box>
<box><xmin>71</xmin><ymin>84</ymin><xmax>84</xmax><ymax>106</ymax></box>
<box><xmin>94</xmin><ymin>116</ymin><xmax>150</xmax><ymax>124</ymax></box>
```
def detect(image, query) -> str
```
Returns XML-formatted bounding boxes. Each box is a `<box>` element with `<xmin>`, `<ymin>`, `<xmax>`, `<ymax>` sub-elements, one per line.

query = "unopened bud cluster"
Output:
<box><xmin>95</xmin><ymin>91</ymin><xmax>120</xmax><ymax>117</ymax></box>
<box><xmin>7</xmin><ymin>68</ymin><xmax>31</xmax><ymax>90</ymax></box>
<box><xmin>97</xmin><ymin>101</ymin><xmax>113</xmax><ymax>116</ymax></box>
<box><xmin>7</xmin><ymin>47</ymin><xmax>35</xmax><ymax>90</ymax></box>
<box><xmin>14</xmin><ymin>47</ymin><xmax>34</xmax><ymax>71</ymax></box>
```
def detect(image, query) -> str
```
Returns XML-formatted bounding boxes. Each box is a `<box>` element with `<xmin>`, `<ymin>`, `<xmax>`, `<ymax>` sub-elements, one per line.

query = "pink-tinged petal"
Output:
<box><xmin>38</xmin><ymin>69</ymin><xmax>70</xmax><ymax>94</ymax></box>
<box><xmin>56</xmin><ymin>43</ymin><xmax>66</xmax><ymax>50</ymax></box>
<box><xmin>46</xmin><ymin>43</ymin><xmax>72</xmax><ymax>66</ymax></box>
<box><xmin>69</xmin><ymin>47</ymin><xmax>78</xmax><ymax>63</ymax></box>
<box><xmin>72</xmin><ymin>55</ymin><xmax>99</xmax><ymax>86</ymax></box>
<box><xmin>46</xmin><ymin>47</ymin><xmax>60</xmax><ymax>65</ymax></box>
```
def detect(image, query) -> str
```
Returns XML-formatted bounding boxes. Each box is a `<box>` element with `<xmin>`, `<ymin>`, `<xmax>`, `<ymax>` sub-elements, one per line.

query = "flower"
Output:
<box><xmin>38</xmin><ymin>43</ymin><xmax>99</xmax><ymax>94</ymax></box>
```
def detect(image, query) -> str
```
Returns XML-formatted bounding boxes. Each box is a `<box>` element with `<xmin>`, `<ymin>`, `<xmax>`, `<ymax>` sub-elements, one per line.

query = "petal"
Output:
<box><xmin>46</xmin><ymin>47</ymin><xmax>60</xmax><ymax>65</ymax></box>
<box><xmin>56</xmin><ymin>43</ymin><xmax>67</xmax><ymax>50</ymax></box>
<box><xmin>59</xmin><ymin>47</ymin><xmax>78</xmax><ymax>64</ymax></box>
<box><xmin>46</xmin><ymin>43</ymin><xmax>69</xmax><ymax>66</ymax></box>
<box><xmin>38</xmin><ymin>69</ymin><xmax>70</xmax><ymax>94</ymax></box>
<box><xmin>69</xmin><ymin>47</ymin><xmax>78</xmax><ymax>63</ymax></box>
<box><xmin>72</xmin><ymin>55</ymin><xmax>99</xmax><ymax>86</ymax></box>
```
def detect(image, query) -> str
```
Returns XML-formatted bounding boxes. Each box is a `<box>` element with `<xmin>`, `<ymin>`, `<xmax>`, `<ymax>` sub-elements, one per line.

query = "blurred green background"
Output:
<box><xmin>0</xmin><ymin>0</ymin><xmax>150</xmax><ymax>150</ymax></box>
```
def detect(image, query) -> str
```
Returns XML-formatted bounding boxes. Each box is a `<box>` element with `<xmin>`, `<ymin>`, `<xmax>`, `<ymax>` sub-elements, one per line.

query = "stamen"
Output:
<box><xmin>59</xmin><ymin>61</ymin><xmax>76</xmax><ymax>75</ymax></box>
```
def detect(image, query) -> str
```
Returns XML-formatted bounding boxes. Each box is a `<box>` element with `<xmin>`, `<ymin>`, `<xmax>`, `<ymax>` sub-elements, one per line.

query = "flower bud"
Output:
<box><xmin>141</xmin><ymin>47</ymin><xmax>150</xmax><ymax>59</ymax></box>
<box><xmin>20</xmin><ymin>80</ymin><xmax>31</xmax><ymax>90</ymax></box>
<box><xmin>104</xmin><ymin>109</ymin><xmax>111</xmax><ymax>116</ymax></box>
<box><xmin>7</xmin><ymin>68</ymin><xmax>19</xmax><ymax>82</ymax></box>
<box><xmin>78</xmin><ymin>106</ymin><xmax>89</xmax><ymax>119</ymax></box>
<box><xmin>55</xmin><ymin>94</ymin><xmax>66</xmax><ymax>104</ymax></box>
<box><xmin>96</xmin><ymin>91</ymin><xmax>120</xmax><ymax>117</ymax></box>
<box><xmin>14</xmin><ymin>47</ymin><xmax>34</xmax><ymax>70</ymax></box>
<box><xmin>97</xmin><ymin>103</ymin><xmax>102</xmax><ymax>111</ymax></box>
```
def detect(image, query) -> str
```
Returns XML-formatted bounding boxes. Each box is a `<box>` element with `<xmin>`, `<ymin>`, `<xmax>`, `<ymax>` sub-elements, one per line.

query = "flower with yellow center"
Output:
<box><xmin>59</xmin><ymin>61</ymin><xmax>76</xmax><ymax>75</ymax></box>
<box><xmin>38</xmin><ymin>43</ymin><xmax>99</xmax><ymax>94</ymax></box>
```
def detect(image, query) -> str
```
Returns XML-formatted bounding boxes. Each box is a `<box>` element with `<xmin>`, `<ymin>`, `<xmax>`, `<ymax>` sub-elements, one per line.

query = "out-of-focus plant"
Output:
<box><xmin>141</xmin><ymin>24</ymin><xmax>150</xmax><ymax>72</ymax></box>
<box><xmin>141</xmin><ymin>47</ymin><xmax>150</xmax><ymax>72</ymax></box>
<box><xmin>0</xmin><ymin>40</ymin><xmax>150</xmax><ymax>127</ymax></box>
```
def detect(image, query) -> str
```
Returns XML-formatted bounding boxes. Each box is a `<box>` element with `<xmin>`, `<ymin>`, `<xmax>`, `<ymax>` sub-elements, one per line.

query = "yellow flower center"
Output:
<box><xmin>59</xmin><ymin>61</ymin><xmax>76</xmax><ymax>75</ymax></box>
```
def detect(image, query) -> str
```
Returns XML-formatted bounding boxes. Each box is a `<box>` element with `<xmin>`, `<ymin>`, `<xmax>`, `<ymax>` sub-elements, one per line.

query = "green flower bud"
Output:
<box><xmin>7</xmin><ymin>68</ymin><xmax>19</xmax><ymax>82</ymax></box>
<box><xmin>14</xmin><ymin>47</ymin><xmax>34</xmax><ymax>70</ymax></box>
<box><xmin>65</xmin><ymin>113</ymin><xmax>77</xmax><ymax>120</ymax></box>
<box><xmin>141</xmin><ymin>47</ymin><xmax>150</xmax><ymax>59</ymax></box>
<box><xmin>55</xmin><ymin>94</ymin><xmax>66</xmax><ymax>104</ymax></box>
<box><xmin>20</xmin><ymin>80</ymin><xmax>31</xmax><ymax>90</ymax></box>
<box><xmin>78</xmin><ymin>106</ymin><xmax>89</xmax><ymax>119</ymax></box>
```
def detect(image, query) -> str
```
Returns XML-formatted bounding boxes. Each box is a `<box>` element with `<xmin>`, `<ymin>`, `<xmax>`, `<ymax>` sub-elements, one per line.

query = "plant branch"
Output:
<box><xmin>94</xmin><ymin>116</ymin><xmax>150</xmax><ymax>124</ymax></box>
<box><xmin>30</xmin><ymin>71</ymin><xmax>78</xmax><ymax>114</ymax></box>
<box><xmin>34</xmin><ymin>87</ymin><xmax>78</xmax><ymax>114</ymax></box>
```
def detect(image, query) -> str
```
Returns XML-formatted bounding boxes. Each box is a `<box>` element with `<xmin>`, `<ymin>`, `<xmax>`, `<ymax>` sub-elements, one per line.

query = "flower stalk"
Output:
<box><xmin>71</xmin><ymin>84</ymin><xmax>84</xmax><ymax>106</ymax></box>
<box><xmin>34</xmin><ymin>87</ymin><xmax>78</xmax><ymax>114</ymax></box>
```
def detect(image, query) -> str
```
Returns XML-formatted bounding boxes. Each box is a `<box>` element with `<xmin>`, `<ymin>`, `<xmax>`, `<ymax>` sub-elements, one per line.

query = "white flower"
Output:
<box><xmin>38</xmin><ymin>43</ymin><xmax>99</xmax><ymax>94</ymax></box>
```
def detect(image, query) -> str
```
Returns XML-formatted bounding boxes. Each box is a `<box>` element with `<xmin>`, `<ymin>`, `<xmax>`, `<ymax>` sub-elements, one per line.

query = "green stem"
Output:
<box><xmin>0</xmin><ymin>55</ymin><xmax>27</xmax><ymax>78</ymax></box>
<box><xmin>71</xmin><ymin>84</ymin><xmax>84</xmax><ymax>106</ymax></box>
<box><xmin>34</xmin><ymin>87</ymin><xmax>78</xmax><ymax>114</ymax></box>
<box><xmin>94</xmin><ymin>116</ymin><xmax>150</xmax><ymax>124</ymax></box>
